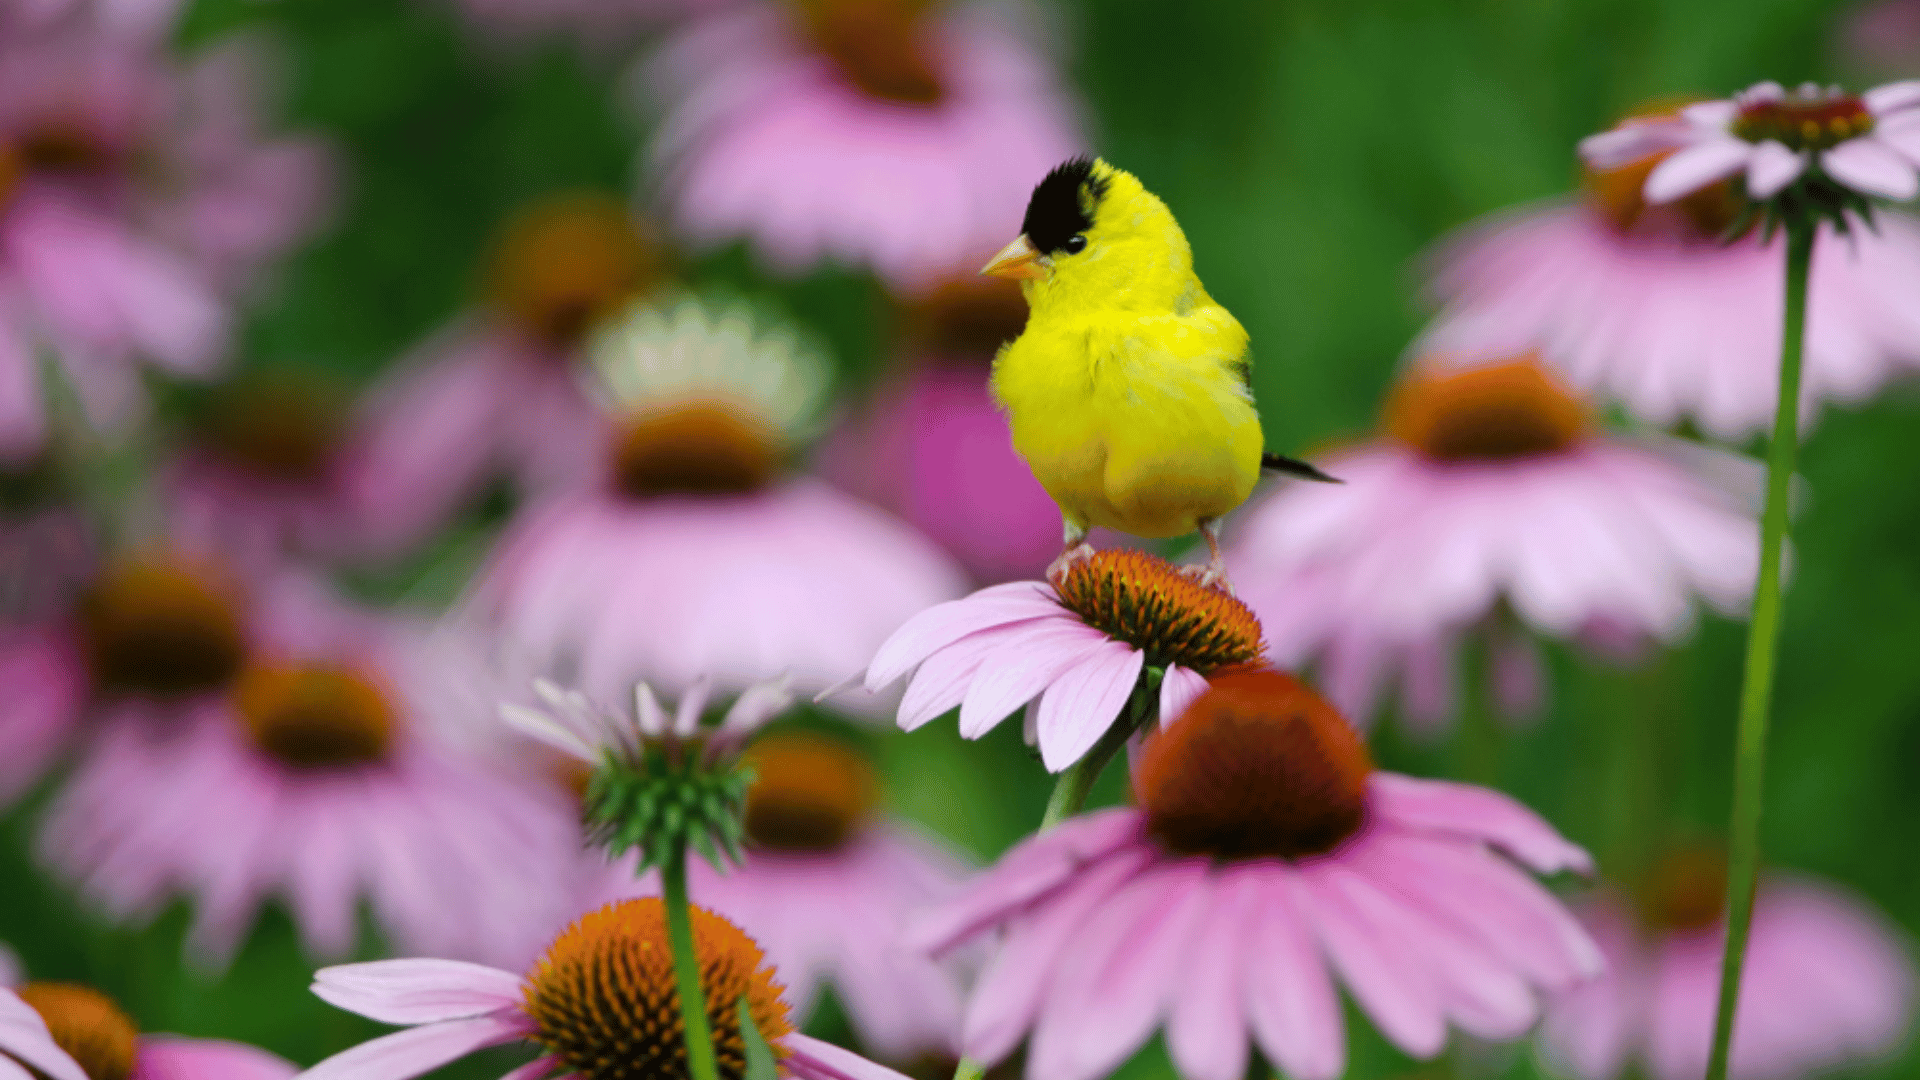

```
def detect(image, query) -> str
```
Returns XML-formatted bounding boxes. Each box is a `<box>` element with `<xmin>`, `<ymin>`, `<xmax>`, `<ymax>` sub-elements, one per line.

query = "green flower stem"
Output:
<box><xmin>662</xmin><ymin>847</ymin><xmax>721</xmax><ymax>1080</ymax></box>
<box><xmin>1039</xmin><ymin>683</ymin><xmax>1151</xmax><ymax>830</ymax></box>
<box><xmin>1704</xmin><ymin>216</ymin><xmax>1815</xmax><ymax>1080</ymax></box>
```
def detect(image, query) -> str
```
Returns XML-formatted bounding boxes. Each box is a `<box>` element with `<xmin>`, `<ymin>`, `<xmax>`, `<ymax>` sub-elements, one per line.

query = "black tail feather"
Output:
<box><xmin>1260</xmin><ymin>452</ymin><xmax>1341</xmax><ymax>484</ymax></box>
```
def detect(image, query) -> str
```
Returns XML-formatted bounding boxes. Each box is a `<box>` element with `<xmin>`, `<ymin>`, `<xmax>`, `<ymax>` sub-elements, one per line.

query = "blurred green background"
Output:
<box><xmin>5</xmin><ymin>0</ymin><xmax>1919</xmax><ymax>1078</ymax></box>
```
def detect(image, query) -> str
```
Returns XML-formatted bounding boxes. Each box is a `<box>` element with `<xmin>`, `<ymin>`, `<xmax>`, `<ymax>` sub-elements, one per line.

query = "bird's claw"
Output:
<box><xmin>1046</xmin><ymin>544</ymin><xmax>1097</xmax><ymax>589</ymax></box>
<box><xmin>1177</xmin><ymin>561</ymin><xmax>1235</xmax><ymax>596</ymax></box>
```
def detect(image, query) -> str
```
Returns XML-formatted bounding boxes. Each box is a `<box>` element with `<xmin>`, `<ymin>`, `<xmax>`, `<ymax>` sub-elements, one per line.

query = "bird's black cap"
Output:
<box><xmin>1022</xmin><ymin>156</ymin><xmax>1108</xmax><ymax>254</ymax></box>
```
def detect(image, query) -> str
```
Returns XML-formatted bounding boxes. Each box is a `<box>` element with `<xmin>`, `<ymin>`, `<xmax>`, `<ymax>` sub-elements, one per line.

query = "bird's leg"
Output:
<box><xmin>1045</xmin><ymin>520</ymin><xmax>1095</xmax><ymax>589</ymax></box>
<box><xmin>1179</xmin><ymin>519</ymin><xmax>1234</xmax><ymax>595</ymax></box>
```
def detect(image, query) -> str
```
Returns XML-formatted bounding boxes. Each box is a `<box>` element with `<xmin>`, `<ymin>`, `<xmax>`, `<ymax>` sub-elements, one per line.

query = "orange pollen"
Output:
<box><xmin>1584</xmin><ymin>101</ymin><xmax>1743</xmax><ymax>237</ymax></box>
<box><xmin>15</xmin><ymin>983</ymin><xmax>139</xmax><ymax>1080</ymax></box>
<box><xmin>742</xmin><ymin>734</ymin><xmax>879</xmax><ymax>852</ymax></box>
<box><xmin>1384</xmin><ymin>357</ymin><xmax>1589</xmax><ymax>461</ymax></box>
<box><xmin>899</xmin><ymin>276</ymin><xmax>1029</xmax><ymax>357</ymax></box>
<box><xmin>81</xmin><ymin>558</ymin><xmax>246</xmax><ymax>697</ymax></box>
<box><xmin>802</xmin><ymin>0</ymin><xmax>947</xmax><ymax>105</ymax></box>
<box><xmin>1734</xmin><ymin>91</ymin><xmax>1874</xmax><ymax>151</ymax></box>
<box><xmin>1135</xmin><ymin>668</ymin><xmax>1372</xmax><ymax>861</ymax></box>
<box><xmin>611</xmin><ymin>402</ymin><xmax>783</xmax><ymax>498</ymax></box>
<box><xmin>485</xmin><ymin>194</ymin><xmax>661</xmax><ymax>347</ymax></box>
<box><xmin>233</xmin><ymin>663</ymin><xmax>396</xmax><ymax>770</ymax></box>
<box><xmin>524</xmin><ymin>899</ymin><xmax>794</xmax><ymax>1080</ymax></box>
<box><xmin>196</xmin><ymin>370</ymin><xmax>345</xmax><ymax>483</ymax></box>
<box><xmin>1639</xmin><ymin>844</ymin><xmax>1731</xmax><ymax>932</ymax></box>
<box><xmin>1052</xmin><ymin>550</ymin><xmax>1265</xmax><ymax>676</ymax></box>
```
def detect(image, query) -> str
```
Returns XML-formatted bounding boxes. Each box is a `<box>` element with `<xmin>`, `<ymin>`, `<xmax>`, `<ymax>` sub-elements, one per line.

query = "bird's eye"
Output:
<box><xmin>1063</xmin><ymin>234</ymin><xmax>1088</xmax><ymax>254</ymax></box>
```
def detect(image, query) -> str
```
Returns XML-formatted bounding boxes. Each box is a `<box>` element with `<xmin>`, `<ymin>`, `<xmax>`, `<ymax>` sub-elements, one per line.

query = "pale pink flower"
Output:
<box><xmin>643</xmin><ymin>1</ymin><xmax>1084</xmax><ymax>292</ymax></box>
<box><xmin>845</xmin><ymin>549</ymin><xmax>1258</xmax><ymax>770</ymax></box>
<box><xmin>1541</xmin><ymin>876</ymin><xmax>1914</xmax><ymax>1080</ymax></box>
<box><xmin>39</xmin><ymin>571</ymin><xmax>582</xmax><ymax>970</ymax></box>
<box><xmin>0</xmin><ymin>0</ymin><xmax>189</xmax><ymax>41</ymax></box>
<box><xmin>1581</xmin><ymin>81</ymin><xmax>1920</xmax><ymax>202</ymax></box>
<box><xmin>0</xmin><ymin>29</ymin><xmax>331</xmax><ymax>457</ymax></box>
<box><xmin>592</xmin><ymin>732</ymin><xmax>970</xmax><ymax>1059</ymax></box>
<box><xmin>918</xmin><ymin>669</ymin><xmax>1600</xmax><ymax>1080</ymax></box>
<box><xmin>0</xmin><ymin>624</ymin><xmax>85</xmax><ymax>807</ymax></box>
<box><xmin>821</xmin><ymin>359</ymin><xmax>1059</xmax><ymax>585</ymax></box>
<box><xmin>303</xmin><ymin>897</ymin><xmax>918</xmax><ymax>1080</ymax></box>
<box><xmin>1417</xmin><ymin>195</ymin><xmax>1920</xmax><ymax>439</ymax></box>
<box><xmin>1</xmin><ymin>982</ymin><xmax>295</xmax><ymax>1080</ymax></box>
<box><xmin>340</xmin><ymin>195</ymin><xmax>662</xmax><ymax>559</ymax></box>
<box><xmin>467</xmin><ymin>296</ymin><xmax>965</xmax><ymax>710</ymax></box>
<box><xmin>1227</xmin><ymin>359</ymin><xmax>1760</xmax><ymax>731</ymax></box>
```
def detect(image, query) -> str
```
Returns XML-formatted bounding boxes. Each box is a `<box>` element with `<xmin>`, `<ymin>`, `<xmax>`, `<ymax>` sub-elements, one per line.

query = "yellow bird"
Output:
<box><xmin>982</xmin><ymin>156</ymin><xmax>1334</xmax><ymax>588</ymax></box>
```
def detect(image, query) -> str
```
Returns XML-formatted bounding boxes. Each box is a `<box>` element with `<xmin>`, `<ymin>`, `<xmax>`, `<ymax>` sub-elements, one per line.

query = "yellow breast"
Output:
<box><xmin>991</xmin><ymin>304</ymin><xmax>1263</xmax><ymax>539</ymax></box>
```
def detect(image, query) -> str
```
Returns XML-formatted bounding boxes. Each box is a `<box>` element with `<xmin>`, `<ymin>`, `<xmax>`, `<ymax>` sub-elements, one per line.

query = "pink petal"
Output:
<box><xmin>1745</xmin><ymin>141</ymin><xmax>1807</xmax><ymax>198</ymax></box>
<box><xmin>1296</xmin><ymin>867</ymin><xmax>1447</xmax><ymax>1057</ymax></box>
<box><xmin>1822</xmin><ymin>139</ymin><xmax>1920</xmax><ymax>199</ymax></box>
<box><xmin>137</xmin><ymin>1037</ymin><xmax>297</xmax><ymax>1080</ymax></box>
<box><xmin>312</xmin><ymin>960</ymin><xmax>526</xmax><ymax>1024</ymax></box>
<box><xmin>863</xmin><ymin>586</ymin><xmax>1059</xmax><ymax>692</ymax></box>
<box><xmin>955</xmin><ymin>621</ymin><xmax>1107</xmax><ymax>738</ymax></box>
<box><xmin>1242</xmin><ymin>866</ymin><xmax>1346</xmax><ymax>1080</ymax></box>
<box><xmin>1035</xmin><ymin>642</ymin><xmax>1145</xmax><ymax>772</ymax></box>
<box><xmin>1578</xmin><ymin>122</ymin><xmax>1688</xmax><ymax>170</ymax></box>
<box><xmin>780</xmin><ymin>1034</ymin><xmax>913</xmax><ymax>1080</ymax></box>
<box><xmin>1645</xmin><ymin>139</ymin><xmax>1755</xmax><ymax>203</ymax></box>
<box><xmin>495</xmin><ymin>1059</ymin><xmax>557</xmax><ymax>1080</ymax></box>
<box><xmin>1368</xmin><ymin>773</ymin><xmax>1592</xmax><ymax>874</ymax></box>
<box><xmin>299</xmin><ymin>1013</ymin><xmax>530</xmax><ymax>1080</ymax></box>
<box><xmin>1865</xmin><ymin>80</ymin><xmax>1920</xmax><ymax>116</ymax></box>
<box><xmin>896</xmin><ymin>624</ymin><xmax>1026</xmax><ymax>731</ymax></box>
<box><xmin>912</xmin><ymin>809</ymin><xmax>1143</xmax><ymax>956</ymax></box>
<box><xmin>1157</xmin><ymin>665</ymin><xmax>1210</xmax><ymax>729</ymax></box>
<box><xmin>0</xmin><ymin>990</ymin><xmax>88</xmax><ymax>1080</ymax></box>
<box><xmin>1165</xmin><ymin>871</ymin><xmax>1253</xmax><ymax>1080</ymax></box>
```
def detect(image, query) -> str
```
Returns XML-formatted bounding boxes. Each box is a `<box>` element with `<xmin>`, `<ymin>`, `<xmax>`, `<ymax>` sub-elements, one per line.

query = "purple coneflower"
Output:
<box><xmin>1</xmin><ymin>980</ymin><xmax>295</xmax><ymax>1080</ymax></box>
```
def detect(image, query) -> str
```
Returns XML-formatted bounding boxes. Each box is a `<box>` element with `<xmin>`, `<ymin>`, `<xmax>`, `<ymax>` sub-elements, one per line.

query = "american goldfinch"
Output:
<box><xmin>983</xmin><ymin>156</ymin><xmax>1333</xmax><ymax>587</ymax></box>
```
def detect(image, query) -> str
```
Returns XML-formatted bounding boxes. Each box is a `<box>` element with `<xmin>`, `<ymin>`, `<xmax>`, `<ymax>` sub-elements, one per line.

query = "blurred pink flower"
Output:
<box><xmin>1</xmin><ymin>982</ymin><xmax>295</xmax><ymax>1080</ymax></box>
<box><xmin>643</xmin><ymin>0</ymin><xmax>1084</xmax><ymax>292</ymax></box>
<box><xmin>822</xmin><ymin>360</ymin><xmax>1058</xmax><ymax>585</ymax></box>
<box><xmin>593</xmin><ymin>732</ymin><xmax>970</xmax><ymax>1059</ymax></box>
<box><xmin>1421</xmin><ymin>104</ymin><xmax>1920</xmax><ymax>439</ymax></box>
<box><xmin>0</xmin><ymin>0</ymin><xmax>188</xmax><ymax>41</ymax></box>
<box><xmin>39</xmin><ymin>571</ymin><xmax>582</xmax><ymax>970</ymax></box>
<box><xmin>1227</xmin><ymin>359</ymin><xmax>1760</xmax><ymax>732</ymax></box>
<box><xmin>0</xmin><ymin>625</ymin><xmax>85</xmax><ymax>807</ymax></box>
<box><xmin>918</xmin><ymin>669</ymin><xmax>1599</xmax><ymax>1080</ymax></box>
<box><xmin>1541</xmin><ymin>875</ymin><xmax>1914</xmax><ymax>1080</ymax></box>
<box><xmin>0</xmin><ymin>29</ymin><xmax>331</xmax><ymax>458</ymax></box>
<box><xmin>847</xmin><ymin>548</ymin><xmax>1253</xmax><ymax>770</ymax></box>
<box><xmin>468</xmin><ymin>296</ymin><xmax>965</xmax><ymax>710</ymax></box>
<box><xmin>303</xmin><ymin>898</ymin><xmax>916</xmax><ymax>1080</ymax></box>
<box><xmin>1581</xmin><ymin>81</ymin><xmax>1920</xmax><ymax>202</ymax></box>
<box><xmin>340</xmin><ymin>195</ymin><xmax>662</xmax><ymax>559</ymax></box>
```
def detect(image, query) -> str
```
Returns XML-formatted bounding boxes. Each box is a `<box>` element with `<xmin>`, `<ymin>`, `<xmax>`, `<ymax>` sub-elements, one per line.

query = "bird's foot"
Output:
<box><xmin>1045</xmin><ymin>543</ymin><xmax>1097</xmax><ymax>589</ymax></box>
<box><xmin>1177</xmin><ymin>560</ymin><xmax>1236</xmax><ymax>596</ymax></box>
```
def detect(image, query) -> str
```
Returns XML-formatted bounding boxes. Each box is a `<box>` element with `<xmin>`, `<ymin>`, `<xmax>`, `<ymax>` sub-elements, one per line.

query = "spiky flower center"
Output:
<box><xmin>612</xmin><ymin>403</ymin><xmax>782</xmax><ymax>498</ymax></box>
<box><xmin>524</xmin><ymin>899</ymin><xmax>793</xmax><ymax>1080</ymax></box>
<box><xmin>15</xmin><ymin>983</ymin><xmax>139</xmax><ymax>1080</ymax></box>
<box><xmin>1638</xmin><ymin>845</ymin><xmax>1729</xmax><ymax>932</ymax></box>
<box><xmin>1385</xmin><ymin>358</ymin><xmax>1587</xmax><ymax>461</ymax></box>
<box><xmin>1733</xmin><ymin>89</ymin><xmax>1874</xmax><ymax>151</ymax></box>
<box><xmin>196</xmin><ymin>370</ymin><xmax>344</xmax><ymax>483</ymax></box>
<box><xmin>233</xmin><ymin>663</ymin><xmax>395</xmax><ymax>770</ymax></box>
<box><xmin>802</xmin><ymin>0</ymin><xmax>945</xmax><ymax>105</ymax></box>
<box><xmin>742</xmin><ymin>734</ymin><xmax>877</xmax><ymax>852</ymax></box>
<box><xmin>81</xmin><ymin>559</ymin><xmax>245</xmax><ymax>697</ymax></box>
<box><xmin>901</xmin><ymin>277</ymin><xmax>1028</xmax><ymax>357</ymax></box>
<box><xmin>486</xmin><ymin>195</ymin><xmax>659</xmax><ymax>347</ymax></box>
<box><xmin>1052</xmin><ymin>550</ymin><xmax>1265</xmax><ymax>675</ymax></box>
<box><xmin>1135</xmin><ymin>668</ymin><xmax>1371</xmax><ymax>861</ymax></box>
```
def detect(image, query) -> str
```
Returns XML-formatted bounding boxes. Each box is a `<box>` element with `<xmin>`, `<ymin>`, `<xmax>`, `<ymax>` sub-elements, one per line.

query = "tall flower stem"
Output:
<box><xmin>1704</xmin><ymin>216</ymin><xmax>1815</xmax><ymax>1080</ymax></box>
<box><xmin>662</xmin><ymin>847</ymin><xmax>721</xmax><ymax>1080</ymax></box>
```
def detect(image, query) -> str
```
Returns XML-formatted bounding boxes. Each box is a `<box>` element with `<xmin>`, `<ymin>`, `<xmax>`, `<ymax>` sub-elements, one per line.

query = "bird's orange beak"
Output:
<box><xmin>980</xmin><ymin>235</ymin><xmax>1047</xmax><ymax>280</ymax></box>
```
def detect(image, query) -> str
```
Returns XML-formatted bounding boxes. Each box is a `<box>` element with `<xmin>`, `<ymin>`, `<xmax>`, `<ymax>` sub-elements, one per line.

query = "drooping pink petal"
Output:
<box><xmin>1157</xmin><ymin>665</ymin><xmax>1210</xmax><ymax>729</ymax></box>
<box><xmin>780</xmin><ymin>1034</ymin><xmax>916</xmax><ymax>1080</ymax></box>
<box><xmin>955</xmin><ymin>619</ymin><xmax>1107</xmax><ymax>738</ymax></box>
<box><xmin>1240</xmin><ymin>865</ymin><xmax>1346</xmax><ymax>1080</ymax></box>
<box><xmin>1866</xmin><ymin>79</ymin><xmax>1920</xmax><ymax>115</ymax></box>
<box><xmin>1644</xmin><ymin>138</ymin><xmax>1754</xmax><ymax>203</ymax></box>
<box><xmin>1745</xmin><ymin>141</ymin><xmax>1807</xmax><ymax>198</ymax></box>
<box><xmin>311</xmin><ymin>960</ymin><xmax>526</xmax><ymax>1025</ymax></box>
<box><xmin>1369</xmin><ymin>772</ymin><xmax>1592</xmax><ymax>874</ymax></box>
<box><xmin>0</xmin><ymin>988</ymin><xmax>88</xmax><ymax>1080</ymax></box>
<box><xmin>1034</xmin><ymin>641</ymin><xmax>1145</xmax><ymax>772</ymax></box>
<box><xmin>1165</xmin><ymin>869</ymin><xmax>1254</xmax><ymax>1080</ymax></box>
<box><xmin>1822</xmin><ymin>138</ymin><xmax>1920</xmax><ymax>199</ymax></box>
<box><xmin>1295</xmin><ymin>865</ymin><xmax>1447</xmax><ymax>1057</ymax></box>
<box><xmin>862</xmin><ymin>585</ymin><xmax>1060</xmax><ymax>692</ymax></box>
<box><xmin>299</xmin><ymin>1011</ymin><xmax>531</xmax><ymax>1080</ymax></box>
<box><xmin>136</xmin><ymin>1037</ymin><xmax>297</xmax><ymax>1080</ymax></box>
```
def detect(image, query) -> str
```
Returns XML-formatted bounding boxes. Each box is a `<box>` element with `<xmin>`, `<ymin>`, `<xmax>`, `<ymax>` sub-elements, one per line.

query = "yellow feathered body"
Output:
<box><xmin>991</xmin><ymin>163</ymin><xmax>1263</xmax><ymax>539</ymax></box>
